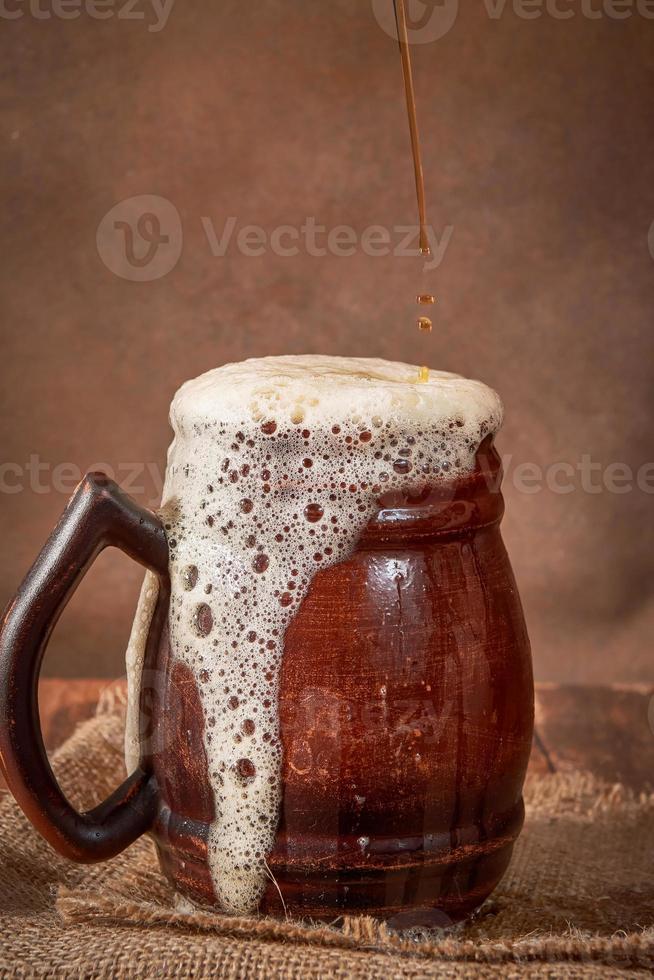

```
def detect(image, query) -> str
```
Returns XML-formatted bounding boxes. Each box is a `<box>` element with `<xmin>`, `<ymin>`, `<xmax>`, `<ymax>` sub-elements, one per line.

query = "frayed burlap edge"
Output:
<box><xmin>56</xmin><ymin>890</ymin><xmax>654</xmax><ymax>970</ymax></box>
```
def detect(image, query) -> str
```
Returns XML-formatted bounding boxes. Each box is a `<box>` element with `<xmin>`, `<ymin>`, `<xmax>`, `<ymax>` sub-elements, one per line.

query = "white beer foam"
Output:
<box><xmin>124</xmin><ymin>572</ymin><xmax>158</xmax><ymax>775</ymax></box>
<box><xmin>171</xmin><ymin>355</ymin><xmax>501</xmax><ymax>431</ymax></box>
<box><xmin>125</xmin><ymin>355</ymin><xmax>502</xmax><ymax>914</ymax></box>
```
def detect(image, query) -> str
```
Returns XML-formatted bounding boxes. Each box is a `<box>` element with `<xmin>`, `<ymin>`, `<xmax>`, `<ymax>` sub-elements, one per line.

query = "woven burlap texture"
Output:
<box><xmin>0</xmin><ymin>689</ymin><xmax>652</xmax><ymax>979</ymax></box>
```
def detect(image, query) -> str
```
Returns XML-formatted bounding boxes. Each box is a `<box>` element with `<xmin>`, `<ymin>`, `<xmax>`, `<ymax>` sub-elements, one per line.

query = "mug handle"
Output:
<box><xmin>0</xmin><ymin>472</ymin><xmax>168</xmax><ymax>862</ymax></box>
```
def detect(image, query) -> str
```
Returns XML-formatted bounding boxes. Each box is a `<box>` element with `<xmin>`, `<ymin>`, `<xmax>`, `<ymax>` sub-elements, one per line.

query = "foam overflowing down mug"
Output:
<box><xmin>0</xmin><ymin>356</ymin><xmax>533</xmax><ymax>927</ymax></box>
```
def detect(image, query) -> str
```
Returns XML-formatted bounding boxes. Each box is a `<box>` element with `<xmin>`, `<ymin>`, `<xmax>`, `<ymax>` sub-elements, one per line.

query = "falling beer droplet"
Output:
<box><xmin>394</xmin><ymin>0</ymin><xmax>440</xmax><ymax>336</ymax></box>
<box><xmin>417</xmin><ymin>365</ymin><xmax>430</xmax><ymax>384</ymax></box>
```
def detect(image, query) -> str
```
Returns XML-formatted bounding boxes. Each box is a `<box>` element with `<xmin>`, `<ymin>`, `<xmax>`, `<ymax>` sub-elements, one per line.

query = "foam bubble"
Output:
<box><xmin>125</xmin><ymin>356</ymin><xmax>502</xmax><ymax>914</ymax></box>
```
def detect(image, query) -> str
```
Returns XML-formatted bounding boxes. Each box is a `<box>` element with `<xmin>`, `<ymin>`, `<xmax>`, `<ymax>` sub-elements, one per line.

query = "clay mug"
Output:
<box><xmin>0</xmin><ymin>359</ymin><xmax>533</xmax><ymax>928</ymax></box>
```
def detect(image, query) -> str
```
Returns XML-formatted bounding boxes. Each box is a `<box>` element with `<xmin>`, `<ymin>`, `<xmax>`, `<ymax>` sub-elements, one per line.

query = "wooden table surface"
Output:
<box><xmin>2</xmin><ymin>680</ymin><xmax>653</xmax><ymax>794</ymax></box>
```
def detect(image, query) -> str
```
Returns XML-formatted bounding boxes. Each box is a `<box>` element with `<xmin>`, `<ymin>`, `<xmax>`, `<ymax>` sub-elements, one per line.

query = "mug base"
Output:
<box><xmin>153</xmin><ymin>802</ymin><xmax>521</xmax><ymax>924</ymax></box>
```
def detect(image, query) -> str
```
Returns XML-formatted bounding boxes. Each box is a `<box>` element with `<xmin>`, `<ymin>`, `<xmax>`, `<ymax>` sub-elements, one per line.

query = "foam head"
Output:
<box><xmin>170</xmin><ymin>355</ymin><xmax>502</xmax><ymax>439</ymax></box>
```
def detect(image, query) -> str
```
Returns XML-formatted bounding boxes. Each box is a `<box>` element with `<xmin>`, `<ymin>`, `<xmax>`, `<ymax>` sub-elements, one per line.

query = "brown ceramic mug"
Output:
<box><xmin>0</xmin><ymin>435</ymin><xmax>533</xmax><ymax>927</ymax></box>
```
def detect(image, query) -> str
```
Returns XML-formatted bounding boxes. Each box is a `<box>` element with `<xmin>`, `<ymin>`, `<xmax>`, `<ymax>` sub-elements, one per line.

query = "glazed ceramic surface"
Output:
<box><xmin>139</xmin><ymin>437</ymin><xmax>533</xmax><ymax>924</ymax></box>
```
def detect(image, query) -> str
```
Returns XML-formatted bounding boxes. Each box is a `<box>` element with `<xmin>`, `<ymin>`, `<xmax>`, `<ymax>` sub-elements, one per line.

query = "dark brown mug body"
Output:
<box><xmin>145</xmin><ymin>437</ymin><xmax>534</xmax><ymax>925</ymax></box>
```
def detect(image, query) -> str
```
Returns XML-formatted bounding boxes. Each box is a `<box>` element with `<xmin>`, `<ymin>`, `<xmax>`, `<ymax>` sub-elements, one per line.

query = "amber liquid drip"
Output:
<box><xmin>393</xmin><ymin>0</ymin><xmax>433</xmax><ymax>383</ymax></box>
<box><xmin>394</xmin><ymin>0</ymin><xmax>430</xmax><ymax>257</ymax></box>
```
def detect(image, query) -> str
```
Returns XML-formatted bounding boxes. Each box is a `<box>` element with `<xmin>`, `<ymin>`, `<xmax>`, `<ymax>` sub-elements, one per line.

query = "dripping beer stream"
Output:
<box><xmin>393</xmin><ymin>0</ymin><xmax>436</xmax><ymax>381</ymax></box>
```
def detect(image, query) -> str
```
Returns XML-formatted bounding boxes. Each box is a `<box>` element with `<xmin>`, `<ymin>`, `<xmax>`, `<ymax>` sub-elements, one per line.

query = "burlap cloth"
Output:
<box><xmin>0</xmin><ymin>689</ymin><xmax>652</xmax><ymax>978</ymax></box>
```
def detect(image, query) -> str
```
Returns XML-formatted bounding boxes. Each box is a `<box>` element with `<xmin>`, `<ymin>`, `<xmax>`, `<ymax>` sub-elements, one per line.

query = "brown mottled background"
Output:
<box><xmin>1</xmin><ymin>0</ymin><xmax>653</xmax><ymax>681</ymax></box>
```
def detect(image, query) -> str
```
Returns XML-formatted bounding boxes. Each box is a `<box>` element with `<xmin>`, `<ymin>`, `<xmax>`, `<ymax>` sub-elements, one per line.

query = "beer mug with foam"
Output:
<box><xmin>0</xmin><ymin>356</ymin><xmax>533</xmax><ymax>927</ymax></box>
